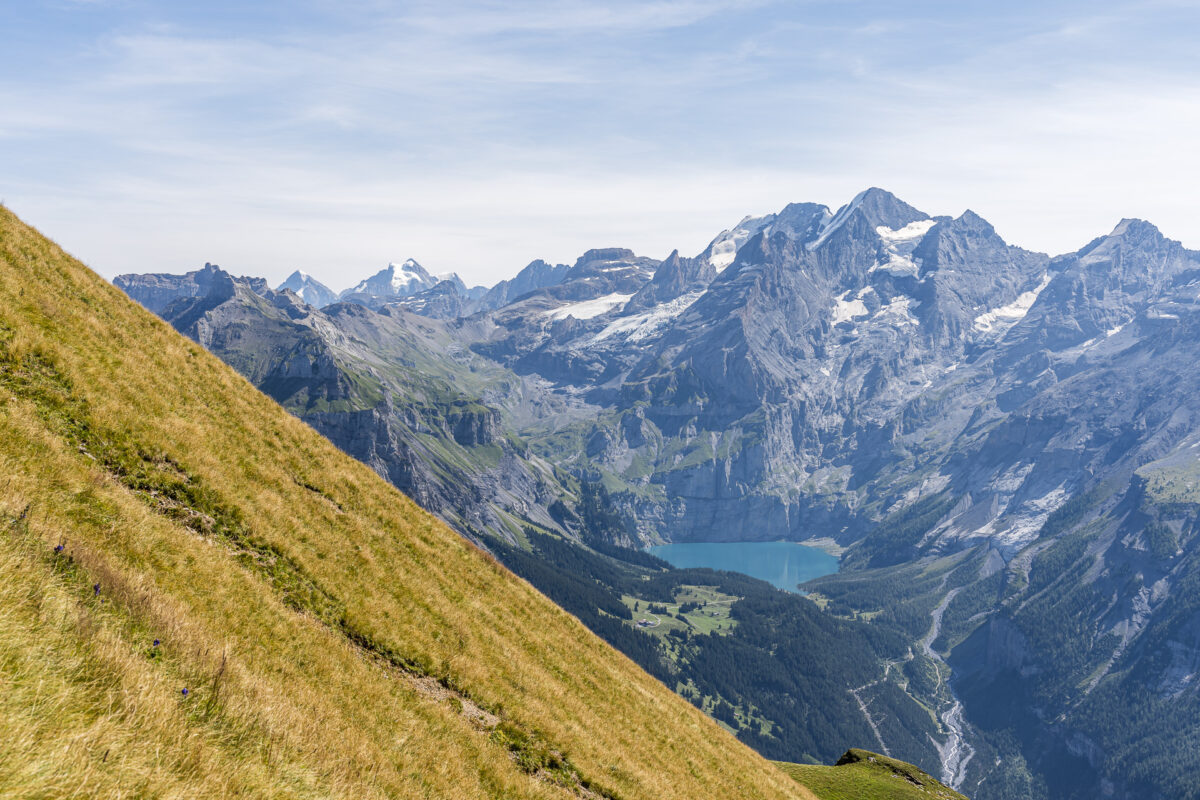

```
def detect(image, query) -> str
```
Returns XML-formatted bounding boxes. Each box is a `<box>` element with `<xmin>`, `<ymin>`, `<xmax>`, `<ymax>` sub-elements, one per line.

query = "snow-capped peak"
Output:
<box><xmin>702</xmin><ymin>214</ymin><xmax>776</xmax><ymax>271</ymax></box>
<box><xmin>807</xmin><ymin>189</ymin><xmax>869</xmax><ymax>251</ymax></box>
<box><xmin>276</xmin><ymin>270</ymin><xmax>337</xmax><ymax>308</ymax></box>
<box><xmin>344</xmin><ymin>259</ymin><xmax>437</xmax><ymax>298</ymax></box>
<box><xmin>389</xmin><ymin>261</ymin><xmax>427</xmax><ymax>291</ymax></box>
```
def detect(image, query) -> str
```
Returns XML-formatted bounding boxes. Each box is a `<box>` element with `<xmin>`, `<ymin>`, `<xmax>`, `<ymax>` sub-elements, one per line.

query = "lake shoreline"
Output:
<box><xmin>647</xmin><ymin>540</ymin><xmax>840</xmax><ymax>593</ymax></box>
<box><xmin>796</xmin><ymin>536</ymin><xmax>846</xmax><ymax>557</ymax></box>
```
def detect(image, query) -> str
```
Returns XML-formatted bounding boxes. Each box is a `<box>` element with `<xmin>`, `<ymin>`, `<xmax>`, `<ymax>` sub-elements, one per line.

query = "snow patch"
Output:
<box><xmin>877</xmin><ymin>219</ymin><xmax>937</xmax><ymax>246</ymax></box>
<box><xmin>546</xmin><ymin>293</ymin><xmax>634</xmax><ymax>321</ymax></box>
<box><xmin>391</xmin><ymin>261</ymin><xmax>427</xmax><ymax>291</ymax></box>
<box><xmin>591</xmin><ymin>291</ymin><xmax>703</xmax><ymax>342</ymax></box>
<box><xmin>871</xmin><ymin>220</ymin><xmax>936</xmax><ymax>277</ymax></box>
<box><xmin>832</xmin><ymin>289</ymin><xmax>919</xmax><ymax>330</ymax></box>
<box><xmin>876</xmin><ymin>296</ymin><xmax>919</xmax><ymax>325</ymax></box>
<box><xmin>708</xmin><ymin>244</ymin><xmax>739</xmax><ymax>271</ymax></box>
<box><xmin>832</xmin><ymin>290</ymin><xmax>870</xmax><ymax>324</ymax></box>
<box><xmin>991</xmin><ymin>462</ymin><xmax>1035</xmax><ymax>495</ymax></box>
<box><xmin>973</xmin><ymin>273</ymin><xmax>1052</xmax><ymax>335</ymax></box>
<box><xmin>346</xmin><ymin>260</ymin><xmax>436</xmax><ymax>297</ymax></box>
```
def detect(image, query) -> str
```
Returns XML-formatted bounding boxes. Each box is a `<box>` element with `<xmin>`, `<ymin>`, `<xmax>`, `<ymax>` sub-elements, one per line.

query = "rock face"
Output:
<box><xmin>480</xmin><ymin>259</ymin><xmax>571</xmax><ymax>309</ymax></box>
<box><xmin>458</xmin><ymin>189</ymin><xmax>1058</xmax><ymax>548</ymax></box>
<box><xmin>626</xmin><ymin>250</ymin><xmax>714</xmax><ymax>309</ymax></box>
<box><xmin>114</xmin><ymin>262</ymin><xmax>268</xmax><ymax>314</ymax></box>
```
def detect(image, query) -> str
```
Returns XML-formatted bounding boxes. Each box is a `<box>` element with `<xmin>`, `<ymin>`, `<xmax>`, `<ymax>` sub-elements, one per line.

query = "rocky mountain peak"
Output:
<box><xmin>699</xmin><ymin>213</ymin><xmax>777</xmax><ymax>271</ymax></box>
<box><xmin>1077</xmin><ymin>218</ymin><xmax>1168</xmax><ymax>267</ymax></box>
<box><xmin>627</xmin><ymin>249</ymin><xmax>715</xmax><ymax>310</ymax></box>
<box><xmin>809</xmin><ymin>188</ymin><xmax>929</xmax><ymax>250</ymax></box>
<box><xmin>854</xmin><ymin>187</ymin><xmax>929</xmax><ymax>229</ymax></box>
<box><xmin>561</xmin><ymin>247</ymin><xmax>659</xmax><ymax>293</ymax></box>
<box><xmin>278</xmin><ymin>270</ymin><xmax>337</xmax><ymax>308</ymax></box>
<box><xmin>953</xmin><ymin>208</ymin><xmax>993</xmax><ymax>231</ymax></box>
<box><xmin>114</xmin><ymin>262</ymin><xmax>268</xmax><ymax>315</ymax></box>
<box><xmin>771</xmin><ymin>202</ymin><xmax>832</xmax><ymax>242</ymax></box>
<box><xmin>512</xmin><ymin>259</ymin><xmax>569</xmax><ymax>290</ymax></box>
<box><xmin>911</xmin><ymin>211</ymin><xmax>1011</xmax><ymax>275</ymax></box>
<box><xmin>477</xmin><ymin>259</ymin><xmax>571</xmax><ymax>313</ymax></box>
<box><xmin>575</xmin><ymin>247</ymin><xmax>636</xmax><ymax>267</ymax></box>
<box><xmin>339</xmin><ymin>259</ymin><xmax>442</xmax><ymax>307</ymax></box>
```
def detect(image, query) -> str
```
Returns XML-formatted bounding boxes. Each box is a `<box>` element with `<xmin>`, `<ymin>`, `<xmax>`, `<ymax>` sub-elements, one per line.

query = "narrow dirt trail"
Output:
<box><xmin>847</xmin><ymin>679</ymin><xmax>891</xmax><ymax>756</ymax></box>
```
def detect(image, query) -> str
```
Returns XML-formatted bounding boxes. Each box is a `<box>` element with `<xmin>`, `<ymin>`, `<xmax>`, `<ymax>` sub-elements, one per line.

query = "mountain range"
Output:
<box><xmin>112</xmin><ymin>188</ymin><xmax>1200</xmax><ymax>800</ymax></box>
<box><xmin>0</xmin><ymin>202</ymin><xmax>990</xmax><ymax>799</ymax></box>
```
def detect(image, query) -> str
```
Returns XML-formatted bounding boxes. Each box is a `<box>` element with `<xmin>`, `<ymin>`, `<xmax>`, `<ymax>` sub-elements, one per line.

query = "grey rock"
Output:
<box><xmin>114</xmin><ymin>262</ymin><xmax>268</xmax><ymax>314</ymax></box>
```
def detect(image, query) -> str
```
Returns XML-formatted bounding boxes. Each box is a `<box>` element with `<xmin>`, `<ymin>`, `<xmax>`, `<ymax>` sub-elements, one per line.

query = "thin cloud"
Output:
<box><xmin>394</xmin><ymin>0</ymin><xmax>776</xmax><ymax>36</ymax></box>
<box><xmin>2</xmin><ymin>0</ymin><xmax>1198</xmax><ymax>289</ymax></box>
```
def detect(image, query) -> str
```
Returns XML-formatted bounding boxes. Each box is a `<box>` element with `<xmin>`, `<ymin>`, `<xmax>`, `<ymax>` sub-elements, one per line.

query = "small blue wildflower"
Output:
<box><xmin>153</xmin><ymin>639</ymin><xmax>160</xmax><ymax>647</ymax></box>
<box><xmin>181</xmin><ymin>688</ymin><xmax>189</xmax><ymax>696</ymax></box>
<box><xmin>54</xmin><ymin>544</ymin><xmax>64</xmax><ymax>553</ymax></box>
<box><xmin>93</xmin><ymin>583</ymin><xmax>100</xmax><ymax>596</ymax></box>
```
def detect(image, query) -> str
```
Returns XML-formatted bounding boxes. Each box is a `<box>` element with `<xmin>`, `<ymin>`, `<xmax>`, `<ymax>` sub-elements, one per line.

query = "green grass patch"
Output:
<box><xmin>778</xmin><ymin>749</ymin><xmax>968</xmax><ymax>800</ymax></box>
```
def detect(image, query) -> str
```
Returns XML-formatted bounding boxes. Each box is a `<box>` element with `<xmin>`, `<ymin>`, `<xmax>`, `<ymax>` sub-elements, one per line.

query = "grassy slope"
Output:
<box><xmin>0</xmin><ymin>205</ymin><xmax>817</xmax><ymax>799</ymax></box>
<box><xmin>778</xmin><ymin>750</ymin><xmax>968</xmax><ymax>800</ymax></box>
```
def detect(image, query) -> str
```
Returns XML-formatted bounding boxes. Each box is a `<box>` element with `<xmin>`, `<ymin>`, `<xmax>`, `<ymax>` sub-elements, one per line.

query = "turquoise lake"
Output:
<box><xmin>646</xmin><ymin>541</ymin><xmax>839</xmax><ymax>593</ymax></box>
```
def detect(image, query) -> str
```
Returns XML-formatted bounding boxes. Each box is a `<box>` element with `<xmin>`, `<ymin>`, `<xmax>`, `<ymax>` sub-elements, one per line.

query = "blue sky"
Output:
<box><xmin>4</xmin><ymin>0</ymin><xmax>1199</xmax><ymax>289</ymax></box>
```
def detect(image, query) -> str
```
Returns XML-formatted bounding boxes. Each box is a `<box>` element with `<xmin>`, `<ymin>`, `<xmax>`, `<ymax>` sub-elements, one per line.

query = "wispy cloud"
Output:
<box><xmin>393</xmin><ymin>0</ymin><xmax>774</xmax><ymax>35</ymax></box>
<box><xmin>2</xmin><ymin>0</ymin><xmax>1199</xmax><ymax>288</ymax></box>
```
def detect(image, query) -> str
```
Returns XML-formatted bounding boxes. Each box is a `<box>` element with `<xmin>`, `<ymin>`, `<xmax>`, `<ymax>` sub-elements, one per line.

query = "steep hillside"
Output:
<box><xmin>0</xmin><ymin>205</ymin><xmax>836</xmax><ymax>798</ymax></box>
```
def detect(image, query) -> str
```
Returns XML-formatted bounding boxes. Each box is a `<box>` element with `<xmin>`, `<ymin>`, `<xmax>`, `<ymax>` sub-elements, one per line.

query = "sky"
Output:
<box><xmin>3</xmin><ymin>0</ymin><xmax>1200</xmax><ymax>291</ymax></box>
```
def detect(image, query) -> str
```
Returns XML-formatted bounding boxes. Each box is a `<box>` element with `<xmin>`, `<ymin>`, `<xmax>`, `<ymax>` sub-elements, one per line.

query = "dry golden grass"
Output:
<box><xmin>0</xmin><ymin>204</ymin><xmax>820</xmax><ymax>799</ymax></box>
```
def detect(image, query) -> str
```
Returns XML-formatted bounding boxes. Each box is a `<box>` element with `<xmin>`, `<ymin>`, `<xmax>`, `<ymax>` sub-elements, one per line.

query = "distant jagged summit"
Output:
<box><xmin>114</xmin><ymin>262</ymin><xmax>268</xmax><ymax>314</ymax></box>
<box><xmin>342</xmin><ymin>259</ymin><xmax>438</xmax><ymax>299</ymax></box>
<box><xmin>277</xmin><ymin>270</ymin><xmax>337</xmax><ymax>308</ymax></box>
<box><xmin>337</xmin><ymin>259</ymin><xmax>475</xmax><ymax>309</ymax></box>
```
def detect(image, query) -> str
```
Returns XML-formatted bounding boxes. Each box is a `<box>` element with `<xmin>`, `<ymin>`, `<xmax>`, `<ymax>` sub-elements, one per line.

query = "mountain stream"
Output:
<box><xmin>923</xmin><ymin>588</ymin><xmax>975</xmax><ymax>788</ymax></box>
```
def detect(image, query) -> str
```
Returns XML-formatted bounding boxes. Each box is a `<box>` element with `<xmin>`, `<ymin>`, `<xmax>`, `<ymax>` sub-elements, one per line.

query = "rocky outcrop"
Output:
<box><xmin>626</xmin><ymin>249</ymin><xmax>714</xmax><ymax>309</ymax></box>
